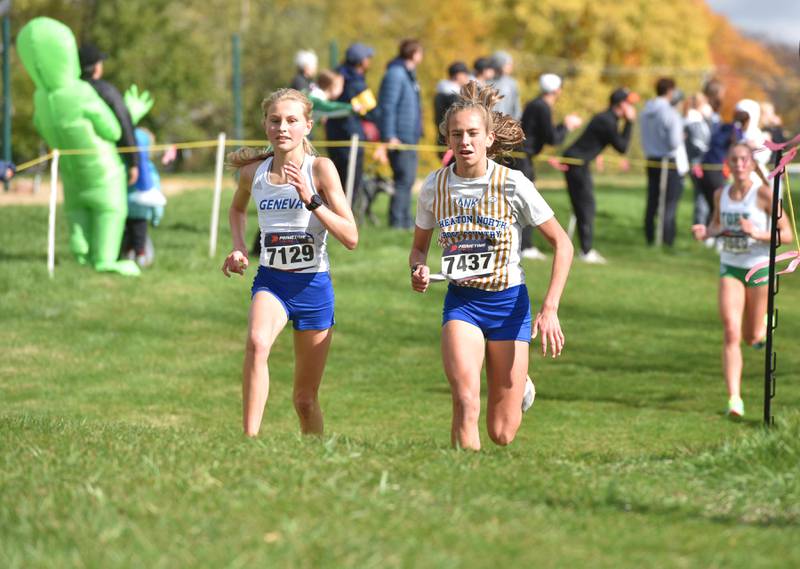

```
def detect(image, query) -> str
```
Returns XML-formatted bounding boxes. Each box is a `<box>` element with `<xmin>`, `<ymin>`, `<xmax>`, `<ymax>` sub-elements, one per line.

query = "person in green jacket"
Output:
<box><xmin>17</xmin><ymin>17</ymin><xmax>140</xmax><ymax>276</ymax></box>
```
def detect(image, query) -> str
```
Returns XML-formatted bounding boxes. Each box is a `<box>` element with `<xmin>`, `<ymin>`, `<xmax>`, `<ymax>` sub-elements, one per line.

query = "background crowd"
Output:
<box><xmin>281</xmin><ymin>40</ymin><xmax>788</xmax><ymax>264</ymax></box>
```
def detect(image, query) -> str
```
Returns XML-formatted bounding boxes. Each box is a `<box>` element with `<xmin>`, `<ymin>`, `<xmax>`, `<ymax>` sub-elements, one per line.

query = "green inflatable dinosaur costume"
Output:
<box><xmin>17</xmin><ymin>17</ymin><xmax>140</xmax><ymax>276</ymax></box>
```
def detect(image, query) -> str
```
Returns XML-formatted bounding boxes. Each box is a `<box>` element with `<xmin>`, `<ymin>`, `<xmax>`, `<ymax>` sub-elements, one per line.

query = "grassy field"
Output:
<box><xmin>1</xmin><ymin>176</ymin><xmax>799</xmax><ymax>568</ymax></box>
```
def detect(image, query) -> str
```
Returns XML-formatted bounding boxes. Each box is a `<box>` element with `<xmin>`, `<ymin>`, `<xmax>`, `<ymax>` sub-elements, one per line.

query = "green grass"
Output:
<box><xmin>1</xmin><ymin>177</ymin><xmax>799</xmax><ymax>568</ymax></box>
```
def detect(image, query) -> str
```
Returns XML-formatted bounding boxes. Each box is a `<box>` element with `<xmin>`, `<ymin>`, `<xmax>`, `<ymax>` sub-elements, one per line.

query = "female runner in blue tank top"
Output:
<box><xmin>410</xmin><ymin>82</ymin><xmax>574</xmax><ymax>450</ymax></box>
<box><xmin>692</xmin><ymin>142</ymin><xmax>791</xmax><ymax>417</ymax></box>
<box><xmin>223</xmin><ymin>89</ymin><xmax>358</xmax><ymax>437</ymax></box>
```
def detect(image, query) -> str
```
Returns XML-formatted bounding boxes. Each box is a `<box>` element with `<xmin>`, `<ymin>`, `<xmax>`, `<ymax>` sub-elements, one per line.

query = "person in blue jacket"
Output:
<box><xmin>377</xmin><ymin>39</ymin><xmax>423</xmax><ymax>229</ymax></box>
<box><xmin>324</xmin><ymin>42</ymin><xmax>376</xmax><ymax>207</ymax></box>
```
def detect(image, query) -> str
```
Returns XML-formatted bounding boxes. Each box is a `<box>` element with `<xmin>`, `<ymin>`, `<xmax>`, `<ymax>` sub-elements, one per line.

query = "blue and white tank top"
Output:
<box><xmin>251</xmin><ymin>155</ymin><xmax>329</xmax><ymax>272</ymax></box>
<box><xmin>719</xmin><ymin>182</ymin><xmax>769</xmax><ymax>269</ymax></box>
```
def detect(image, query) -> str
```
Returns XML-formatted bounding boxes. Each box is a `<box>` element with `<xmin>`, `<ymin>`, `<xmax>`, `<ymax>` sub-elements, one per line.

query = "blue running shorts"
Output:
<box><xmin>442</xmin><ymin>283</ymin><xmax>532</xmax><ymax>342</ymax></box>
<box><xmin>251</xmin><ymin>266</ymin><xmax>335</xmax><ymax>330</ymax></box>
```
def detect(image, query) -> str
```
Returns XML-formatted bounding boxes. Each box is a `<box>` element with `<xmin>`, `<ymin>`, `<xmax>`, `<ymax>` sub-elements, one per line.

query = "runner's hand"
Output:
<box><xmin>284</xmin><ymin>161</ymin><xmax>313</xmax><ymax>205</ymax></box>
<box><xmin>691</xmin><ymin>224</ymin><xmax>707</xmax><ymax>241</ymax></box>
<box><xmin>411</xmin><ymin>264</ymin><xmax>430</xmax><ymax>293</ymax></box>
<box><xmin>222</xmin><ymin>250</ymin><xmax>249</xmax><ymax>277</ymax></box>
<box><xmin>532</xmin><ymin>307</ymin><xmax>565</xmax><ymax>358</ymax></box>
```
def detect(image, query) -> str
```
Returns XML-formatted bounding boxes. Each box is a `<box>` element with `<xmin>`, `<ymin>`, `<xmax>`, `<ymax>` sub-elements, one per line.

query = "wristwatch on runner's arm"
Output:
<box><xmin>306</xmin><ymin>194</ymin><xmax>323</xmax><ymax>211</ymax></box>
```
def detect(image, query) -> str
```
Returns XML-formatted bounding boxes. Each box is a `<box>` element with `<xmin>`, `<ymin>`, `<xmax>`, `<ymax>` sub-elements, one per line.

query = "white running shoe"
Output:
<box><xmin>521</xmin><ymin>247</ymin><xmax>547</xmax><ymax>260</ymax></box>
<box><xmin>131</xmin><ymin>188</ymin><xmax>167</xmax><ymax>208</ymax></box>
<box><xmin>522</xmin><ymin>376</ymin><xmax>536</xmax><ymax>413</ymax></box>
<box><xmin>579</xmin><ymin>249</ymin><xmax>607</xmax><ymax>264</ymax></box>
<box><xmin>726</xmin><ymin>397</ymin><xmax>744</xmax><ymax>418</ymax></box>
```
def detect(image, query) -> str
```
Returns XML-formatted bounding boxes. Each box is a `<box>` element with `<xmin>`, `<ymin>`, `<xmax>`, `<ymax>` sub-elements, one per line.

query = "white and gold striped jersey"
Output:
<box><xmin>415</xmin><ymin>159</ymin><xmax>554</xmax><ymax>291</ymax></box>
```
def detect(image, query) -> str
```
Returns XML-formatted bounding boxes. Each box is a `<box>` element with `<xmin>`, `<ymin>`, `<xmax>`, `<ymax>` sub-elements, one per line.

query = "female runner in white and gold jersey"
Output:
<box><xmin>410</xmin><ymin>82</ymin><xmax>573</xmax><ymax>450</ymax></box>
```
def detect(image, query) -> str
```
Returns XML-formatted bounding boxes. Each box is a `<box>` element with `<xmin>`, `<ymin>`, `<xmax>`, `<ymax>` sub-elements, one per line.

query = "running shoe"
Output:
<box><xmin>579</xmin><ymin>249</ymin><xmax>607</xmax><ymax>264</ymax></box>
<box><xmin>522</xmin><ymin>376</ymin><xmax>536</xmax><ymax>413</ymax></box>
<box><xmin>726</xmin><ymin>397</ymin><xmax>745</xmax><ymax>418</ymax></box>
<box><xmin>521</xmin><ymin>247</ymin><xmax>548</xmax><ymax>260</ymax></box>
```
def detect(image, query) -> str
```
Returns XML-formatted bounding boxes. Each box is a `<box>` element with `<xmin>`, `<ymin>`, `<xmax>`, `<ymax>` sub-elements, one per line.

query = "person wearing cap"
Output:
<box><xmin>490</xmin><ymin>50</ymin><xmax>520</xmax><ymax>120</ymax></box>
<box><xmin>79</xmin><ymin>44</ymin><xmax>139</xmax><ymax>186</ymax></box>
<box><xmin>517</xmin><ymin>73</ymin><xmax>582</xmax><ymax>260</ymax></box>
<box><xmin>290</xmin><ymin>50</ymin><xmax>318</xmax><ymax>92</ymax></box>
<box><xmin>325</xmin><ymin>42</ymin><xmax>376</xmax><ymax>208</ymax></box>
<box><xmin>0</xmin><ymin>160</ymin><xmax>15</xmax><ymax>183</ymax></box>
<box><xmin>473</xmin><ymin>57</ymin><xmax>496</xmax><ymax>85</ymax></box>
<box><xmin>561</xmin><ymin>88</ymin><xmax>638</xmax><ymax>264</ymax></box>
<box><xmin>434</xmin><ymin>61</ymin><xmax>470</xmax><ymax>159</ymax></box>
<box><xmin>377</xmin><ymin>39</ymin><xmax>424</xmax><ymax>229</ymax></box>
<box><xmin>640</xmin><ymin>77</ymin><xmax>684</xmax><ymax>247</ymax></box>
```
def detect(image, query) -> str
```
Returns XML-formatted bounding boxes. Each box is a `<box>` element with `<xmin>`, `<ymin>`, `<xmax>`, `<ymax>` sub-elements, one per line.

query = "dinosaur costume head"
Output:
<box><xmin>17</xmin><ymin>17</ymin><xmax>139</xmax><ymax>275</ymax></box>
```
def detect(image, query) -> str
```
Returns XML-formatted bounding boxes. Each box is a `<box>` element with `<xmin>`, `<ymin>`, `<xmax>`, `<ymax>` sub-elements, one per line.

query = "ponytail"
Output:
<box><xmin>439</xmin><ymin>81</ymin><xmax>524</xmax><ymax>158</ymax></box>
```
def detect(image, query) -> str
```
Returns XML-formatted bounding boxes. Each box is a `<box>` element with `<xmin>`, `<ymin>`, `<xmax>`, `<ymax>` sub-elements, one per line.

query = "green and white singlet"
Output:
<box><xmin>718</xmin><ymin>181</ymin><xmax>769</xmax><ymax>270</ymax></box>
<box><xmin>415</xmin><ymin>159</ymin><xmax>554</xmax><ymax>292</ymax></box>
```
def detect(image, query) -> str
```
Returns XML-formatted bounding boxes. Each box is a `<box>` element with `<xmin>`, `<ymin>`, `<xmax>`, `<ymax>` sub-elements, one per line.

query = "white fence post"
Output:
<box><xmin>345</xmin><ymin>134</ymin><xmax>359</xmax><ymax>206</ymax></box>
<box><xmin>209</xmin><ymin>132</ymin><xmax>227</xmax><ymax>258</ymax></box>
<box><xmin>47</xmin><ymin>150</ymin><xmax>60</xmax><ymax>279</ymax></box>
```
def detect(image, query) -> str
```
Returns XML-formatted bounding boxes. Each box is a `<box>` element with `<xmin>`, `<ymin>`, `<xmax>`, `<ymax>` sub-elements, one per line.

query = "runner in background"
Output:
<box><xmin>691</xmin><ymin>143</ymin><xmax>791</xmax><ymax>418</ymax></box>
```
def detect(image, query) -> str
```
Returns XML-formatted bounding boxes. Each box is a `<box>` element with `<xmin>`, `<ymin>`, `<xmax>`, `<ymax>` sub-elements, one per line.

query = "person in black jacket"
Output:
<box><xmin>562</xmin><ymin>88</ymin><xmax>637</xmax><ymax>264</ymax></box>
<box><xmin>433</xmin><ymin>61</ymin><xmax>470</xmax><ymax>159</ymax></box>
<box><xmin>517</xmin><ymin>73</ymin><xmax>582</xmax><ymax>259</ymax></box>
<box><xmin>325</xmin><ymin>43</ymin><xmax>376</xmax><ymax>207</ymax></box>
<box><xmin>79</xmin><ymin>44</ymin><xmax>139</xmax><ymax>186</ymax></box>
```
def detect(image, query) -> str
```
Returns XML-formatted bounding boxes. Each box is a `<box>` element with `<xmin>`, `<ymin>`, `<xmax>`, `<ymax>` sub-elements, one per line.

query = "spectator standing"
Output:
<box><xmin>684</xmin><ymin>93</ymin><xmax>713</xmax><ymax>225</ymax></box>
<box><xmin>562</xmin><ymin>88</ymin><xmax>637</xmax><ymax>263</ymax></box>
<box><xmin>473</xmin><ymin>57</ymin><xmax>496</xmax><ymax>85</ymax></box>
<box><xmin>290</xmin><ymin>50</ymin><xmax>318</xmax><ymax>92</ymax></box>
<box><xmin>434</xmin><ymin>61</ymin><xmax>470</xmax><ymax>156</ymax></box>
<box><xmin>490</xmin><ymin>50</ymin><xmax>520</xmax><ymax>120</ymax></box>
<box><xmin>308</xmin><ymin>70</ymin><xmax>356</xmax><ymax>119</ymax></box>
<box><xmin>640</xmin><ymin>77</ymin><xmax>684</xmax><ymax>247</ymax></box>
<box><xmin>761</xmin><ymin>101</ymin><xmax>786</xmax><ymax>165</ymax></box>
<box><xmin>377</xmin><ymin>39</ymin><xmax>424</xmax><ymax>229</ymax></box>
<box><xmin>517</xmin><ymin>73</ymin><xmax>582</xmax><ymax>259</ymax></box>
<box><xmin>325</xmin><ymin>42</ymin><xmax>376</xmax><ymax>210</ymax></box>
<box><xmin>79</xmin><ymin>44</ymin><xmax>139</xmax><ymax>186</ymax></box>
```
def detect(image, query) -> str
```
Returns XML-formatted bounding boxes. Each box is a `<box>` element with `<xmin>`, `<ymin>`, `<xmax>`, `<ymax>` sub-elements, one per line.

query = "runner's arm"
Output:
<box><xmin>409</xmin><ymin>226</ymin><xmax>433</xmax><ymax>292</ymax></box>
<box><xmin>533</xmin><ymin>217</ymin><xmax>573</xmax><ymax>357</ymax></box>
<box><xmin>222</xmin><ymin>162</ymin><xmax>257</xmax><ymax>277</ymax></box>
<box><xmin>293</xmin><ymin>157</ymin><xmax>358</xmax><ymax>250</ymax></box>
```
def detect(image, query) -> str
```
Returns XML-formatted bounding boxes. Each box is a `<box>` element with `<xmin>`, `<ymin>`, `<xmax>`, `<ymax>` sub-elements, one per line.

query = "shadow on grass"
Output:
<box><xmin>162</xmin><ymin>222</ymin><xmax>205</xmax><ymax>233</ymax></box>
<box><xmin>0</xmin><ymin>250</ymin><xmax>48</xmax><ymax>262</ymax></box>
<box><xmin>537</xmin><ymin>390</ymin><xmax>692</xmax><ymax>411</ymax></box>
<box><xmin>541</xmin><ymin>493</ymin><xmax>800</xmax><ymax>529</ymax></box>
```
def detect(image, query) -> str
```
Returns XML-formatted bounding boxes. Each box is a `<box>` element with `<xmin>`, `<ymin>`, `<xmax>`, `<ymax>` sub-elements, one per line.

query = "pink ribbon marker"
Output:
<box><xmin>745</xmin><ymin>250</ymin><xmax>800</xmax><ymax>284</ymax></box>
<box><xmin>763</xmin><ymin>135</ymin><xmax>800</xmax><ymax>180</ymax></box>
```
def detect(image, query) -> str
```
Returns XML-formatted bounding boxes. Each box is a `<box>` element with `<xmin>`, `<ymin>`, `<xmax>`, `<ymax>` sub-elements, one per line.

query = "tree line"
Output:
<box><xmin>7</xmin><ymin>0</ymin><xmax>794</xmax><ymax>164</ymax></box>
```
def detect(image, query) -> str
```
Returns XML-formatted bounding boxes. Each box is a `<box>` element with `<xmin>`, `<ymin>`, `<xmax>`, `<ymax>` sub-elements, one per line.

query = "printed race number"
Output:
<box><xmin>721</xmin><ymin>231</ymin><xmax>749</xmax><ymax>254</ymax></box>
<box><xmin>441</xmin><ymin>240</ymin><xmax>496</xmax><ymax>281</ymax></box>
<box><xmin>262</xmin><ymin>232</ymin><xmax>316</xmax><ymax>270</ymax></box>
